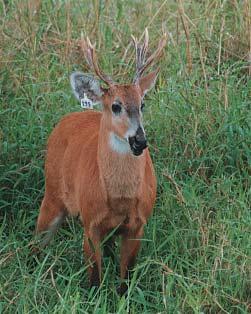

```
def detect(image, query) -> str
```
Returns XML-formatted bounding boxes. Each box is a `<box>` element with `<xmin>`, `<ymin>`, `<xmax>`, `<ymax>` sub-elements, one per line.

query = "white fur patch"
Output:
<box><xmin>40</xmin><ymin>213</ymin><xmax>65</xmax><ymax>248</ymax></box>
<box><xmin>50</xmin><ymin>216</ymin><xmax>62</xmax><ymax>229</ymax></box>
<box><xmin>109</xmin><ymin>132</ymin><xmax>131</xmax><ymax>154</ymax></box>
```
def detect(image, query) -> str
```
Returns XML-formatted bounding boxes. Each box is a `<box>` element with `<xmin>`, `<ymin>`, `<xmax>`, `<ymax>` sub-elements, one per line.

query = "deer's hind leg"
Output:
<box><xmin>36</xmin><ymin>194</ymin><xmax>66</xmax><ymax>248</ymax></box>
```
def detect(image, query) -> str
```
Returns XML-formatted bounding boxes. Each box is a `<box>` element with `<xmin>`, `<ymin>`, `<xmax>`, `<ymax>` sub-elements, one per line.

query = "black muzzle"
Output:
<box><xmin>128</xmin><ymin>127</ymin><xmax>147</xmax><ymax>156</ymax></box>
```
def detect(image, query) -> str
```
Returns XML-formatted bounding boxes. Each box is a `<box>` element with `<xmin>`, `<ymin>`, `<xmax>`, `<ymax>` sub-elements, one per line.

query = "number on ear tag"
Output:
<box><xmin>80</xmin><ymin>94</ymin><xmax>93</xmax><ymax>109</ymax></box>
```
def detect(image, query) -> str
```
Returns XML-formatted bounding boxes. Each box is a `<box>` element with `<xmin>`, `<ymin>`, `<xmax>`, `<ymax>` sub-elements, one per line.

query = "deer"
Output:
<box><xmin>36</xmin><ymin>29</ymin><xmax>166</xmax><ymax>294</ymax></box>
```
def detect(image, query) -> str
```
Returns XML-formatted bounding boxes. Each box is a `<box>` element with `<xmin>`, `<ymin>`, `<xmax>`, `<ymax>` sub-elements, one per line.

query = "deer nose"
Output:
<box><xmin>135</xmin><ymin>127</ymin><xmax>147</xmax><ymax>147</ymax></box>
<box><xmin>128</xmin><ymin>127</ymin><xmax>147</xmax><ymax>156</ymax></box>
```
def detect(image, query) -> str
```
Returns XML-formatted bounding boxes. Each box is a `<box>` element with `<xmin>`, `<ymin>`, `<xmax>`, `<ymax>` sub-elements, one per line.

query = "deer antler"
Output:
<box><xmin>132</xmin><ymin>29</ymin><xmax>167</xmax><ymax>83</ymax></box>
<box><xmin>79</xmin><ymin>37</ymin><xmax>114</xmax><ymax>86</ymax></box>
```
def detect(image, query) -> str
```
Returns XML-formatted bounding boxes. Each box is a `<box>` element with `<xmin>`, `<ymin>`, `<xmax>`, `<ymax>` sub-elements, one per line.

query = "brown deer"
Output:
<box><xmin>36</xmin><ymin>29</ymin><xmax>166</xmax><ymax>294</ymax></box>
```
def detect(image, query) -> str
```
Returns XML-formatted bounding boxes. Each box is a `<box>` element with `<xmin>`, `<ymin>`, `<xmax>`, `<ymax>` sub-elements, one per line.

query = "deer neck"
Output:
<box><xmin>98</xmin><ymin>116</ymin><xmax>146</xmax><ymax>201</ymax></box>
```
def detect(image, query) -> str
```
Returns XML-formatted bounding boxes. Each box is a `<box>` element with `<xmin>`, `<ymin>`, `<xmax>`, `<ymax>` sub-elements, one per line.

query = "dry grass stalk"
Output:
<box><xmin>176</xmin><ymin>14</ymin><xmax>180</xmax><ymax>46</ymax></box>
<box><xmin>178</xmin><ymin>0</ymin><xmax>192</xmax><ymax>74</ymax></box>
<box><xmin>64</xmin><ymin>1</ymin><xmax>72</xmax><ymax>63</ymax></box>
<box><xmin>163</xmin><ymin>172</ymin><xmax>185</xmax><ymax>205</ymax></box>
<box><xmin>195</xmin><ymin>35</ymin><xmax>209</xmax><ymax>100</ymax></box>
<box><xmin>223</xmin><ymin>75</ymin><xmax>228</xmax><ymax>110</ymax></box>
<box><xmin>243</xmin><ymin>0</ymin><xmax>251</xmax><ymax>75</ymax></box>
<box><xmin>50</xmin><ymin>269</ymin><xmax>63</xmax><ymax>300</ymax></box>
<box><xmin>217</xmin><ymin>15</ymin><xmax>225</xmax><ymax>75</ymax></box>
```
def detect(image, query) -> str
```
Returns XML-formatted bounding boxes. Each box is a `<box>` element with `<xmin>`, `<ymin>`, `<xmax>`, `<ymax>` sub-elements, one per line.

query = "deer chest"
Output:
<box><xmin>101</xmin><ymin>196</ymin><xmax>144</xmax><ymax>233</ymax></box>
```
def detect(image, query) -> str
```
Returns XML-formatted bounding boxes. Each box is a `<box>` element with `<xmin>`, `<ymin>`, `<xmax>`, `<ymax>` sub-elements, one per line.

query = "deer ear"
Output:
<box><xmin>70</xmin><ymin>72</ymin><xmax>103</xmax><ymax>102</ymax></box>
<box><xmin>138</xmin><ymin>69</ymin><xmax>159</xmax><ymax>96</ymax></box>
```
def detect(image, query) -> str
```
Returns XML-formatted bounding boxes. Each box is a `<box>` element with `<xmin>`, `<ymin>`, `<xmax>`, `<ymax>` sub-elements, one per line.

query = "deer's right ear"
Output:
<box><xmin>70</xmin><ymin>72</ymin><xmax>103</xmax><ymax>102</ymax></box>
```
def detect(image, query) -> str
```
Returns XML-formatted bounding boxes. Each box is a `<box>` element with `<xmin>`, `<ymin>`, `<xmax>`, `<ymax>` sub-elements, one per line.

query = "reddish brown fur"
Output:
<box><xmin>36</xmin><ymin>30</ymin><xmax>166</xmax><ymax>292</ymax></box>
<box><xmin>36</xmin><ymin>84</ymin><xmax>156</xmax><ymax>291</ymax></box>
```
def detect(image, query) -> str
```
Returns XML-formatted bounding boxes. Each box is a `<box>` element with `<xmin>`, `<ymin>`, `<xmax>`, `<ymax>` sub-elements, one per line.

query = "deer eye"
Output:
<box><xmin>112</xmin><ymin>103</ymin><xmax>122</xmax><ymax>114</ymax></box>
<box><xmin>141</xmin><ymin>102</ymin><xmax>145</xmax><ymax>111</ymax></box>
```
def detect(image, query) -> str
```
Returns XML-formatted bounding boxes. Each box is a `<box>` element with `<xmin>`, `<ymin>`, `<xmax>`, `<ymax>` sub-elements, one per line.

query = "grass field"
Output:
<box><xmin>0</xmin><ymin>0</ymin><xmax>251</xmax><ymax>313</ymax></box>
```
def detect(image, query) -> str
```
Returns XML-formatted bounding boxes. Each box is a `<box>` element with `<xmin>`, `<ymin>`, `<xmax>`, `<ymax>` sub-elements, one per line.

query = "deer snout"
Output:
<box><xmin>128</xmin><ymin>127</ymin><xmax>147</xmax><ymax>156</ymax></box>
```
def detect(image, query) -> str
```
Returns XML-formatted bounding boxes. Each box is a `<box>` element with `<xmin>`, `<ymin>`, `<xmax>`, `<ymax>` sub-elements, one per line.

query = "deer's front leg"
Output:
<box><xmin>119</xmin><ymin>226</ymin><xmax>144</xmax><ymax>295</ymax></box>
<box><xmin>83</xmin><ymin>227</ymin><xmax>102</xmax><ymax>287</ymax></box>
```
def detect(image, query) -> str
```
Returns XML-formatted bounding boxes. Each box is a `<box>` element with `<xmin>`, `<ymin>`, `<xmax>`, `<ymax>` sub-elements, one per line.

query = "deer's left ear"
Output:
<box><xmin>138</xmin><ymin>69</ymin><xmax>159</xmax><ymax>96</ymax></box>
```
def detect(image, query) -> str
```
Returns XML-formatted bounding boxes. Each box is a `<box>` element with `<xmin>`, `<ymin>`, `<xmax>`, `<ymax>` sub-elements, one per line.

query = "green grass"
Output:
<box><xmin>0</xmin><ymin>0</ymin><xmax>251</xmax><ymax>313</ymax></box>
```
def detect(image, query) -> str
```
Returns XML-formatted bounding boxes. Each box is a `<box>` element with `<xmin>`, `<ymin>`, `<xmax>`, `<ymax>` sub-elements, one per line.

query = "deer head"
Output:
<box><xmin>70</xmin><ymin>29</ymin><xmax>167</xmax><ymax>156</ymax></box>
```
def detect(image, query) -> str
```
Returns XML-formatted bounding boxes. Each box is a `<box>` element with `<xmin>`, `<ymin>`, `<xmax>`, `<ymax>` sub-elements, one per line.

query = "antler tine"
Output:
<box><xmin>132</xmin><ymin>29</ymin><xmax>148</xmax><ymax>81</ymax></box>
<box><xmin>140</xmin><ymin>28</ymin><xmax>149</xmax><ymax>66</ymax></box>
<box><xmin>79</xmin><ymin>37</ymin><xmax>114</xmax><ymax>86</ymax></box>
<box><xmin>132</xmin><ymin>29</ymin><xmax>167</xmax><ymax>83</ymax></box>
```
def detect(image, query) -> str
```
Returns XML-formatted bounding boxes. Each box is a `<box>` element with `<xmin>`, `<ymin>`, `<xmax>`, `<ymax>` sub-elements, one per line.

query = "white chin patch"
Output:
<box><xmin>109</xmin><ymin>132</ymin><xmax>131</xmax><ymax>154</ymax></box>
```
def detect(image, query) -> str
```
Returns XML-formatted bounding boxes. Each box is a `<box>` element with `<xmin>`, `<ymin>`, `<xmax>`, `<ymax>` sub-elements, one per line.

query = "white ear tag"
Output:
<box><xmin>80</xmin><ymin>93</ymin><xmax>93</xmax><ymax>109</ymax></box>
